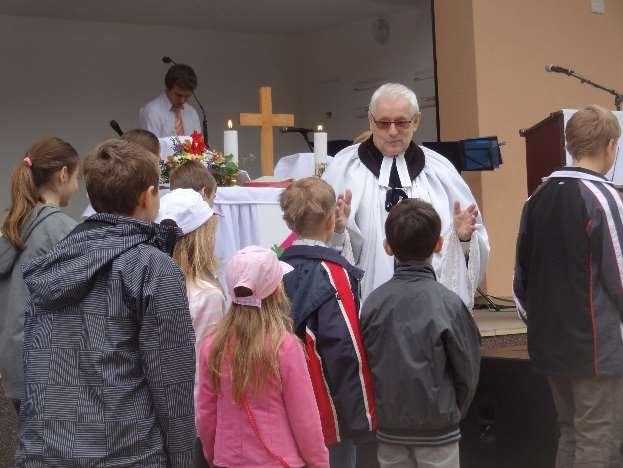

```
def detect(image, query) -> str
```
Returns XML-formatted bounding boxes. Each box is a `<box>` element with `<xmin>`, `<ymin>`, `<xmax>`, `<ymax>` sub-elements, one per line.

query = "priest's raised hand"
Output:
<box><xmin>453</xmin><ymin>201</ymin><xmax>478</xmax><ymax>242</ymax></box>
<box><xmin>335</xmin><ymin>189</ymin><xmax>352</xmax><ymax>234</ymax></box>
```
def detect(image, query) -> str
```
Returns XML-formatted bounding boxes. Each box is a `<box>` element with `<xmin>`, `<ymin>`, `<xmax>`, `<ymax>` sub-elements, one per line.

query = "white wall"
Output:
<box><xmin>288</xmin><ymin>3</ymin><xmax>437</xmax><ymax>145</ymax></box>
<box><xmin>0</xmin><ymin>15</ymin><xmax>302</xmax><ymax>218</ymax></box>
<box><xmin>0</xmin><ymin>7</ymin><xmax>436</xmax><ymax>219</ymax></box>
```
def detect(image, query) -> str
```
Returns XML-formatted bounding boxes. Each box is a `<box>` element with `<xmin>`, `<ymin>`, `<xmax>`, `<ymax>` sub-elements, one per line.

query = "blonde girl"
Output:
<box><xmin>196</xmin><ymin>246</ymin><xmax>329</xmax><ymax>468</ymax></box>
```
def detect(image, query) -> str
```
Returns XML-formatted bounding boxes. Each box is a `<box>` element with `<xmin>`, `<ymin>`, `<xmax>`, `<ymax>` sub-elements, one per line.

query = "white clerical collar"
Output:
<box><xmin>378</xmin><ymin>154</ymin><xmax>411</xmax><ymax>188</ymax></box>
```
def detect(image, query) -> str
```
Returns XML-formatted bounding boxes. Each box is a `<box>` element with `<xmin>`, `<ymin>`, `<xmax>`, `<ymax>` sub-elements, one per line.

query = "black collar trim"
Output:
<box><xmin>357</xmin><ymin>136</ymin><xmax>425</xmax><ymax>181</ymax></box>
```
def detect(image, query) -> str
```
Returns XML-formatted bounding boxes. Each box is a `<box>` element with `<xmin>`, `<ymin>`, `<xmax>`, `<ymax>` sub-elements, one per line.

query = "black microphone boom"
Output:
<box><xmin>280</xmin><ymin>127</ymin><xmax>314</xmax><ymax>134</ymax></box>
<box><xmin>544</xmin><ymin>63</ymin><xmax>623</xmax><ymax>110</ymax></box>
<box><xmin>280</xmin><ymin>127</ymin><xmax>314</xmax><ymax>151</ymax></box>
<box><xmin>110</xmin><ymin>120</ymin><xmax>123</xmax><ymax>137</ymax></box>
<box><xmin>545</xmin><ymin>64</ymin><xmax>573</xmax><ymax>75</ymax></box>
<box><xmin>161</xmin><ymin>56</ymin><xmax>209</xmax><ymax>145</ymax></box>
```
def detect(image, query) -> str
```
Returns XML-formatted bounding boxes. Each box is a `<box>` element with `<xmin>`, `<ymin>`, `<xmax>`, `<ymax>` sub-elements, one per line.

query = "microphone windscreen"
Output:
<box><xmin>162</xmin><ymin>56</ymin><xmax>172</xmax><ymax>64</ymax></box>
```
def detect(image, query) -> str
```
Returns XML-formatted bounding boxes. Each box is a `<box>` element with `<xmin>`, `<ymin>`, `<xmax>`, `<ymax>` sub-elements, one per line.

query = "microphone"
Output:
<box><xmin>545</xmin><ymin>64</ymin><xmax>574</xmax><ymax>75</ymax></box>
<box><xmin>281</xmin><ymin>127</ymin><xmax>314</xmax><ymax>134</ymax></box>
<box><xmin>110</xmin><ymin>120</ymin><xmax>123</xmax><ymax>137</ymax></box>
<box><xmin>162</xmin><ymin>56</ymin><xmax>176</xmax><ymax>65</ymax></box>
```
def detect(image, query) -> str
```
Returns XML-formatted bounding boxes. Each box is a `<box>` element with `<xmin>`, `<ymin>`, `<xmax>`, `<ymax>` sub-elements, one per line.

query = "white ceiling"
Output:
<box><xmin>0</xmin><ymin>0</ymin><xmax>425</xmax><ymax>34</ymax></box>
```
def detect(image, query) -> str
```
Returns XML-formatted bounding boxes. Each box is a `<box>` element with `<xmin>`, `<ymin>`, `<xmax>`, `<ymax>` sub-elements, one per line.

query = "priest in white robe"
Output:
<box><xmin>323</xmin><ymin>83</ymin><xmax>489</xmax><ymax>309</ymax></box>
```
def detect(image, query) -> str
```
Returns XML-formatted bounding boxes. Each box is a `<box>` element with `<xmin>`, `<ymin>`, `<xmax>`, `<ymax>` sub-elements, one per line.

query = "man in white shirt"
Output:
<box><xmin>323</xmin><ymin>83</ymin><xmax>490</xmax><ymax>309</ymax></box>
<box><xmin>139</xmin><ymin>64</ymin><xmax>202</xmax><ymax>138</ymax></box>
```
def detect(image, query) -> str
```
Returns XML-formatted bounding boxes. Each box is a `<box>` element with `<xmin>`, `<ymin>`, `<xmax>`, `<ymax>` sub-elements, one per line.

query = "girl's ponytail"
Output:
<box><xmin>1</xmin><ymin>137</ymin><xmax>78</xmax><ymax>250</ymax></box>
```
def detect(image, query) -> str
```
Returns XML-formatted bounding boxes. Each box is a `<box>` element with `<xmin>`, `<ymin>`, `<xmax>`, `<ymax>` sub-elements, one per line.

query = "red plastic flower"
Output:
<box><xmin>189</xmin><ymin>131</ymin><xmax>207</xmax><ymax>155</ymax></box>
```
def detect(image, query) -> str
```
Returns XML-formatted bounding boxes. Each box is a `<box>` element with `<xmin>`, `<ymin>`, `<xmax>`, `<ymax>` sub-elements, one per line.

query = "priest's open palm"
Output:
<box><xmin>453</xmin><ymin>201</ymin><xmax>478</xmax><ymax>241</ymax></box>
<box><xmin>335</xmin><ymin>189</ymin><xmax>352</xmax><ymax>233</ymax></box>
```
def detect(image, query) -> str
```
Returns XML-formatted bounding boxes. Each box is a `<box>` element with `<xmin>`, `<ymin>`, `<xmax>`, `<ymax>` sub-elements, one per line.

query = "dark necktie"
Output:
<box><xmin>385</xmin><ymin>156</ymin><xmax>408</xmax><ymax>212</ymax></box>
<box><xmin>389</xmin><ymin>155</ymin><xmax>401</xmax><ymax>189</ymax></box>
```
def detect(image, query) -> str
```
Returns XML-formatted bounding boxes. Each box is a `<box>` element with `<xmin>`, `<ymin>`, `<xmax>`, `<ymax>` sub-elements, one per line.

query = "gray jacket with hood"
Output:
<box><xmin>16</xmin><ymin>213</ymin><xmax>196</xmax><ymax>467</ymax></box>
<box><xmin>0</xmin><ymin>204</ymin><xmax>76</xmax><ymax>400</ymax></box>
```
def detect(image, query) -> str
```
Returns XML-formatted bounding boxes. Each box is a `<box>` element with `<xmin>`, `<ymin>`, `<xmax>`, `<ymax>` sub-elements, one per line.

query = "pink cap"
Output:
<box><xmin>226</xmin><ymin>246</ymin><xmax>294</xmax><ymax>308</ymax></box>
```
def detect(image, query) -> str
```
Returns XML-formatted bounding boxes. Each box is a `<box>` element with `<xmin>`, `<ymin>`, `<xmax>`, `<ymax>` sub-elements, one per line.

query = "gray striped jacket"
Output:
<box><xmin>16</xmin><ymin>213</ymin><xmax>196</xmax><ymax>467</ymax></box>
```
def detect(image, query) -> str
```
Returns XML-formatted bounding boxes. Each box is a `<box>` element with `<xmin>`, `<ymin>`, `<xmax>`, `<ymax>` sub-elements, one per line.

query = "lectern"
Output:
<box><xmin>519</xmin><ymin>111</ymin><xmax>566</xmax><ymax>196</ymax></box>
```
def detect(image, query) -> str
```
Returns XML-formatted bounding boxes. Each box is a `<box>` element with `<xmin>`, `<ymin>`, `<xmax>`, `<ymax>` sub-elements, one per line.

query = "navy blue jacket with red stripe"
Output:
<box><xmin>281</xmin><ymin>244</ymin><xmax>377</xmax><ymax>446</ymax></box>
<box><xmin>514</xmin><ymin>167</ymin><xmax>623</xmax><ymax>377</ymax></box>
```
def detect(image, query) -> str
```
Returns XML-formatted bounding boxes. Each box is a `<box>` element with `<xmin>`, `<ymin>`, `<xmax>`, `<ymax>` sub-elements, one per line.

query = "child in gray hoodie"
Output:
<box><xmin>0</xmin><ymin>137</ymin><xmax>79</xmax><ymax>411</ymax></box>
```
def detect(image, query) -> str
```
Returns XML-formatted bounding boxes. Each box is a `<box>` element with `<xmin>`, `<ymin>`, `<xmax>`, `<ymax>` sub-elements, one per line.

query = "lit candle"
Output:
<box><xmin>314</xmin><ymin>125</ymin><xmax>328</xmax><ymax>176</ymax></box>
<box><xmin>223</xmin><ymin>119</ymin><xmax>239</xmax><ymax>164</ymax></box>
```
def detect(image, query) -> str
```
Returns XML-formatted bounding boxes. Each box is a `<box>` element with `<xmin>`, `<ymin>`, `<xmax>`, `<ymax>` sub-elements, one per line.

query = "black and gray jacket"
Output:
<box><xmin>514</xmin><ymin>167</ymin><xmax>623</xmax><ymax>378</ymax></box>
<box><xmin>360</xmin><ymin>261</ymin><xmax>480</xmax><ymax>447</ymax></box>
<box><xmin>16</xmin><ymin>214</ymin><xmax>196</xmax><ymax>468</ymax></box>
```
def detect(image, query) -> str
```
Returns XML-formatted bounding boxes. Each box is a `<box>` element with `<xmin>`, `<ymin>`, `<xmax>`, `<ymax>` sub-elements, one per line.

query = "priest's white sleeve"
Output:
<box><xmin>328</xmin><ymin>230</ymin><xmax>356</xmax><ymax>265</ymax></box>
<box><xmin>422</xmin><ymin>147</ymin><xmax>490</xmax><ymax>311</ymax></box>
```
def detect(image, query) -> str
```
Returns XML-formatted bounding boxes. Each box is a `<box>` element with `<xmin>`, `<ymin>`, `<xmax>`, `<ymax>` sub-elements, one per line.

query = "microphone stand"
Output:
<box><xmin>280</xmin><ymin>128</ymin><xmax>314</xmax><ymax>151</ymax></box>
<box><xmin>192</xmin><ymin>93</ymin><xmax>209</xmax><ymax>148</ymax></box>
<box><xmin>560</xmin><ymin>68</ymin><xmax>623</xmax><ymax>111</ymax></box>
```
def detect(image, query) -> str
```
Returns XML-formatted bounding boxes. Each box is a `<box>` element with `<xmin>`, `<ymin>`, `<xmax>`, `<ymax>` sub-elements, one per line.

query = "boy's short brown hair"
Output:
<box><xmin>279</xmin><ymin>177</ymin><xmax>335</xmax><ymax>236</ymax></box>
<box><xmin>170</xmin><ymin>160</ymin><xmax>217</xmax><ymax>198</ymax></box>
<box><xmin>566</xmin><ymin>105</ymin><xmax>621</xmax><ymax>160</ymax></box>
<box><xmin>84</xmin><ymin>139</ymin><xmax>159</xmax><ymax>216</ymax></box>
<box><xmin>122</xmin><ymin>129</ymin><xmax>160</xmax><ymax>156</ymax></box>
<box><xmin>385</xmin><ymin>199</ymin><xmax>441</xmax><ymax>262</ymax></box>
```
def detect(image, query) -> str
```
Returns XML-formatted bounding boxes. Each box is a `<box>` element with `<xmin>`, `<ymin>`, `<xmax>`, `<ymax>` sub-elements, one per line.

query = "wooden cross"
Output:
<box><xmin>239</xmin><ymin>86</ymin><xmax>295</xmax><ymax>176</ymax></box>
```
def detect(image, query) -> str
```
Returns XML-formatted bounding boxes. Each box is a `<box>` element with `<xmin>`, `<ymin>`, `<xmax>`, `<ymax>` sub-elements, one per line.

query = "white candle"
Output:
<box><xmin>224</xmin><ymin>119</ymin><xmax>239</xmax><ymax>164</ymax></box>
<box><xmin>314</xmin><ymin>125</ymin><xmax>328</xmax><ymax>167</ymax></box>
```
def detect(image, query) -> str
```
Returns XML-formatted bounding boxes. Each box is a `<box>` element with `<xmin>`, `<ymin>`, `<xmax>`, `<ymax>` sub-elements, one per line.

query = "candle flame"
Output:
<box><xmin>227</xmin><ymin>119</ymin><xmax>233</xmax><ymax>129</ymax></box>
<box><xmin>317</xmin><ymin>125</ymin><xmax>324</xmax><ymax>132</ymax></box>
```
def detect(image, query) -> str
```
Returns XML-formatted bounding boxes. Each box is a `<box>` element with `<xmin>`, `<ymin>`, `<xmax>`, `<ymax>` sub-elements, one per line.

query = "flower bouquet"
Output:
<box><xmin>160</xmin><ymin>131</ymin><xmax>240</xmax><ymax>187</ymax></box>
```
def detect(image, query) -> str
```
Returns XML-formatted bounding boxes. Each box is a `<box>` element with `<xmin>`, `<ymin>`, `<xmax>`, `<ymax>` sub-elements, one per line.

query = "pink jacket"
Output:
<box><xmin>196</xmin><ymin>332</ymin><xmax>329</xmax><ymax>468</ymax></box>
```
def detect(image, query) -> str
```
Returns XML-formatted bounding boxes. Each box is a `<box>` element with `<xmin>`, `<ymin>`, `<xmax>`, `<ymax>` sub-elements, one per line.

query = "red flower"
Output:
<box><xmin>190</xmin><ymin>131</ymin><xmax>207</xmax><ymax>155</ymax></box>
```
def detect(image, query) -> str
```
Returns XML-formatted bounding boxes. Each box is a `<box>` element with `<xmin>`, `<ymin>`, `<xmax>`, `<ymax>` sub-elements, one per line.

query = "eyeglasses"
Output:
<box><xmin>371</xmin><ymin>113</ymin><xmax>415</xmax><ymax>131</ymax></box>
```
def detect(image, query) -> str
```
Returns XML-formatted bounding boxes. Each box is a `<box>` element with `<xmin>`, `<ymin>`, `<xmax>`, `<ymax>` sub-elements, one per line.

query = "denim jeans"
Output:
<box><xmin>330</xmin><ymin>438</ymin><xmax>356</xmax><ymax>468</ymax></box>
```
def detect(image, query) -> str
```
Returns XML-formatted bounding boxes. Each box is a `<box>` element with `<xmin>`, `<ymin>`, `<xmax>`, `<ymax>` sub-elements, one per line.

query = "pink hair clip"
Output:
<box><xmin>23</xmin><ymin>154</ymin><xmax>33</xmax><ymax>168</ymax></box>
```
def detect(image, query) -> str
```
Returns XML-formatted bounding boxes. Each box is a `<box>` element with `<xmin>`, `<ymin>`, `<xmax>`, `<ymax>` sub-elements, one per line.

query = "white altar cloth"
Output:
<box><xmin>274</xmin><ymin>153</ymin><xmax>334</xmax><ymax>180</ymax></box>
<box><xmin>213</xmin><ymin>186</ymin><xmax>290</xmax><ymax>269</ymax></box>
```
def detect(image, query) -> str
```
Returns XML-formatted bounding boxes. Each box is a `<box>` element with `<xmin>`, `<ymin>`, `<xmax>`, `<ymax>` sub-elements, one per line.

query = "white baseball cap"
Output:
<box><xmin>156</xmin><ymin>188</ymin><xmax>215</xmax><ymax>234</ymax></box>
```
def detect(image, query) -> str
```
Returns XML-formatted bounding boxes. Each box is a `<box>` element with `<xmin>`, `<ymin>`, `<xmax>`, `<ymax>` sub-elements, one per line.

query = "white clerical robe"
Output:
<box><xmin>138</xmin><ymin>92</ymin><xmax>202</xmax><ymax>138</ymax></box>
<box><xmin>323</xmin><ymin>143</ymin><xmax>490</xmax><ymax>310</ymax></box>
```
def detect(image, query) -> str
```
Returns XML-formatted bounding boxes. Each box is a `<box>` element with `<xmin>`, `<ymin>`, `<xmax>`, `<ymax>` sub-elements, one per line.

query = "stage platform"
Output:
<box><xmin>462</xmin><ymin>309</ymin><xmax>556</xmax><ymax>468</ymax></box>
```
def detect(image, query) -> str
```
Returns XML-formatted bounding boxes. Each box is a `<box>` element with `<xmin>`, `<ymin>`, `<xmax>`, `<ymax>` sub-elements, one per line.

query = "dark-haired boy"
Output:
<box><xmin>17</xmin><ymin>139</ymin><xmax>196</xmax><ymax>467</ymax></box>
<box><xmin>361</xmin><ymin>199</ymin><xmax>480</xmax><ymax>468</ymax></box>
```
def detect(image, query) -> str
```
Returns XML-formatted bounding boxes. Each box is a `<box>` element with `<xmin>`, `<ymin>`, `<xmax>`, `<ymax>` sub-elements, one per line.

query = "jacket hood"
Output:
<box><xmin>0</xmin><ymin>204</ymin><xmax>63</xmax><ymax>275</ymax></box>
<box><xmin>281</xmin><ymin>244</ymin><xmax>363</xmax><ymax>331</ymax></box>
<box><xmin>22</xmin><ymin>213</ymin><xmax>180</xmax><ymax>309</ymax></box>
